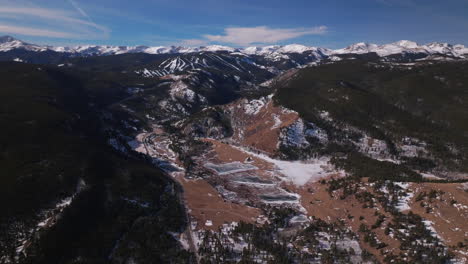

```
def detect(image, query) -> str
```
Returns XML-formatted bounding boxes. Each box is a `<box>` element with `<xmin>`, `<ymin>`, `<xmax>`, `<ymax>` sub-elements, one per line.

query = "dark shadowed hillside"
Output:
<box><xmin>0</xmin><ymin>62</ymin><xmax>193</xmax><ymax>263</ymax></box>
<box><xmin>275</xmin><ymin>59</ymin><xmax>468</xmax><ymax>174</ymax></box>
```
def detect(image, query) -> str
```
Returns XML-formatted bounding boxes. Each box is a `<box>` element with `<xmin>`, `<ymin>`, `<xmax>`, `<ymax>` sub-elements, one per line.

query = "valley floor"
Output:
<box><xmin>130</xmin><ymin>125</ymin><xmax>468</xmax><ymax>263</ymax></box>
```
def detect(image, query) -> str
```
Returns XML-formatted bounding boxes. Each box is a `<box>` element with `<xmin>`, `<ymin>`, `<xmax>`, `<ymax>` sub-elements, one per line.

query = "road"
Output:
<box><xmin>140</xmin><ymin>130</ymin><xmax>201</xmax><ymax>263</ymax></box>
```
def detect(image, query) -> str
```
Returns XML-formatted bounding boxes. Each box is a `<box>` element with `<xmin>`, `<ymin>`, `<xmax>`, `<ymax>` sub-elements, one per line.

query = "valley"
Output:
<box><xmin>128</xmin><ymin>95</ymin><xmax>468</xmax><ymax>263</ymax></box>
<box><xmin>0</xmin><ymin>36</ymin><xmax>467</xmax><ymax>263</ymax></box>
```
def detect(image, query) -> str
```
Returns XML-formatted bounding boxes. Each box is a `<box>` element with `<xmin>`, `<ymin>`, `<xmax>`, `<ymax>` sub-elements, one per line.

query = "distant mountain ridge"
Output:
<box><xmin>1</xmin><ymin>35</ymin><xmax>467</xmax><ymax>58</ymax></box>
<box><xmin>333</xmin><ymin>40</ymin><xmax>468</xmax><ymax>57</ymax></box>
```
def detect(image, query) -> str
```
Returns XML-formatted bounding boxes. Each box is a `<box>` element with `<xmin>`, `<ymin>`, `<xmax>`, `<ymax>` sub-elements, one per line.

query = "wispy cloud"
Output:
<box><xmin>0</xmin><ymin>5</ymin><xmax>109</xmax><ymax>39</ymax></box>
<box><xmin>199</xmin><ymin>26</ymin><xmax>327</xmax><ymax>46</ymax></box>
<box><xmin>0</xmin><ymin>24</ymin><xmax>77</xmax><ymax>38</ymax></box>
<box><xmin>66</xmin><ymin>0</ymin><xmax>93</xmax><ymax>23</ymax></box>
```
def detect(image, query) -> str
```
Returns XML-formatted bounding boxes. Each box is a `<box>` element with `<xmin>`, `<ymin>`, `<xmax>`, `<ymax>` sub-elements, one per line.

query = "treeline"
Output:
<box><xmin>331</xmin><ymin>153</ymin><xmax>423</xmax><ymax>182</ymax></box>
<box><xmin>274</xmin><ymin>59</ymin><xmax>468</xmax><ymax>173</ymax></box>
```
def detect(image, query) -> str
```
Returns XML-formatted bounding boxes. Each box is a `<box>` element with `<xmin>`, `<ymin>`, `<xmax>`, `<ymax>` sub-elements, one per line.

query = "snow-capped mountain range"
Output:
<box><xmin>1</xmin><ymin>35</ymin><xmax>467</xmax><ymax>58</ymax></box>
<box><xmin>333</xmin><ymin>40</ymin><xmax>468</xmax><ymax>57</ymax></box>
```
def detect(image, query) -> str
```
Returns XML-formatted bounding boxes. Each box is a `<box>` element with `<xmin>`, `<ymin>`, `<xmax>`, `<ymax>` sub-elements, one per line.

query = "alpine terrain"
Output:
<box><xmin>0</xmin><ymin>35</ymin><xmax>467</xmax><ymax>264</ymax></box>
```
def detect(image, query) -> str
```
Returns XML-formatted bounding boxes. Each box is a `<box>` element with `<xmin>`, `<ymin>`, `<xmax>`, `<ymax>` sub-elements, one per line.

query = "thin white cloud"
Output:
<box><xmin>66</xmin><ymin>0</ymin><xmax>93</xmax><ymax>23</ymax></box>
<box><xmin>202</xmin><ymin>26</ymin><xmax>327</xmax><ymax>46</ymax></box>
<box><xmin>0</xmin><ymin>6</ymin><xmax>109</xmax><ymax>39</ymax></box>
<box><xmin>0</xmin><ymin>7</ymin><xmax>104</xmax><ymax>30</ymax></box>
<box><xmin>0</xmin><ymin>24</ymin><xmax>76</xmax><ymax>38</ymax></box>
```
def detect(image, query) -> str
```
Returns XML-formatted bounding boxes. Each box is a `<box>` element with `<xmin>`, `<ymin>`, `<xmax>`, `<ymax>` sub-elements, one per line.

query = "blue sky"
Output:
<box><xmin>0</xmin><ymin>0</ymin><xmax>467</xmax><ymax>48</ymax></box>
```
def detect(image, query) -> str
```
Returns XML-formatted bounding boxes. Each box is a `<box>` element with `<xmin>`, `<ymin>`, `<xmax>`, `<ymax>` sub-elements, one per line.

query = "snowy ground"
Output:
<box><xmin>394</xmin><ymin>182</ymin><xmax>414</xmax><ymax>212</ymax></box>
<box><xmin>422</xmin><ymin>220</ymin><xmax>444</xmax><ymax>241</ymax></box>
<box><xmin>204</xmin><ymin>162</ymin><xmax>258</xmax><ymax>175</ymax></box>
<box><xmin>128</xmin><ymin>130</ymin><xmax>184</xmax><ymax>173</ymax></box>
<box><xmin>15</xmin><ymin>178</ymin><xmax>87</xmax><ymax>259</ymax></box>
<box><xmin>233</xmin><ymin>146</ymin><xmax>333</xmax><ymax>185</ymax></box>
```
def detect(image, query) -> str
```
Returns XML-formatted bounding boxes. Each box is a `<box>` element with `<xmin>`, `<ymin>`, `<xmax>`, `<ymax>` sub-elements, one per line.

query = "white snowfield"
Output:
<box><xmin>233</xmin><ymin>146</ymin><xmax>333</xmax><ymax>185</ymax></box>
<box><xmin>2</xmin><ymin>36</ymin><xmax>467</xmax><ymax>58</ymax></box>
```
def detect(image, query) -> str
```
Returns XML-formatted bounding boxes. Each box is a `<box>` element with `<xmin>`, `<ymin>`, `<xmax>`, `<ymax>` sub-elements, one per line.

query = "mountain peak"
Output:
<box><xmin>354</xmin><ymin>42</ymin><xmax>371</xmax><ymax>46</ymax></box>
<box><xmin>0</xmin><ymin>35</ymin><xmax>467</xmax><ymax>58</ymax></box>
<box><xmin>425</xmin><ymin>42</ymin><xmax>451</xmax><ymax>48</ymax></box>
<box><xmin>277</xmin><ymin>44</ymin><xmax>314</xmax><ymax>53</ymax></box>
<box><xmin>200</xmin><ymin>45</ymin><xmax>236</xmax><ymax>52</ymax></box>
<box><xmin>0</xmin><ymin>35</ymin><xmax>18</xmax><ymax>44</ymax></box>
<box><xmin>393</xmin><ymin>40</ymin><xmax>419</xmax><ymax>48</ymax></box>
<box><xmin>333</xmin><ymin>42</ymin><xmax>378</xmax><ymax>54</ymax></box>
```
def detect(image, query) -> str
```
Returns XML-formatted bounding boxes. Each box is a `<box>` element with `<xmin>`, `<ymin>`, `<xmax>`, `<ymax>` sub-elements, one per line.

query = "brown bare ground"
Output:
<box><xmin>170</xmin><ymin>123</ymin><xmax>468</xmax><ymax>261</ymax></box>
<box><xmin>228</xmin><ymin>99</ymin><xmax>298</xmax><ymax>155</ymax></box>
<box><xmin>175</xmin><ymin>175</ymin><xmax>261</xmax><ymax>231</ymax></box>
<box><xmin>284</xmin><ymin>179</ymin><xmax>468</xmax><ymax>262</ymax></box>
<box><xmin>408</xmin><ymin>182</ymin><xmax>468</xmax><ymax>262</ymax></box>
<box><xmin>286</xmin><ymin>179</ymin><xmax>401</xmax><ymax>262</ymax></box>
<box><xmin>203</xmin><ymin>138</ymin><xmax>275</xmax><ymax>172</ymax></box>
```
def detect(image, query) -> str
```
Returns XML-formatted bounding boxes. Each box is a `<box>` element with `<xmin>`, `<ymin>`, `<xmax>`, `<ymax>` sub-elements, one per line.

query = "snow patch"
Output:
<box><xmin>422</xmin><ymin>220</ymin><xmax>443</xmax><ymax>241</ymax></box>
<box><xmin>271</xmin><ymin>114</ymin><xmax>282</xmax><ymax>130</ymax></box>
<box><xmin>204</xmin><ymin>162</ymin><xmax>258</xmax><ymax>175</ymax></box>
<box><xmin>394</xmin><ymin>182</ymin><xmax>414</xmax><ymax>212</ymax></box>
<box><xmin>234</xmin><ymin>146</ymin><xmax>333</xmax><ymax>185</ymax></box>
<box><xmin>243</xmin><ymin>98</ymin><xmax>266</xmax><ymax>115</ymax></box>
